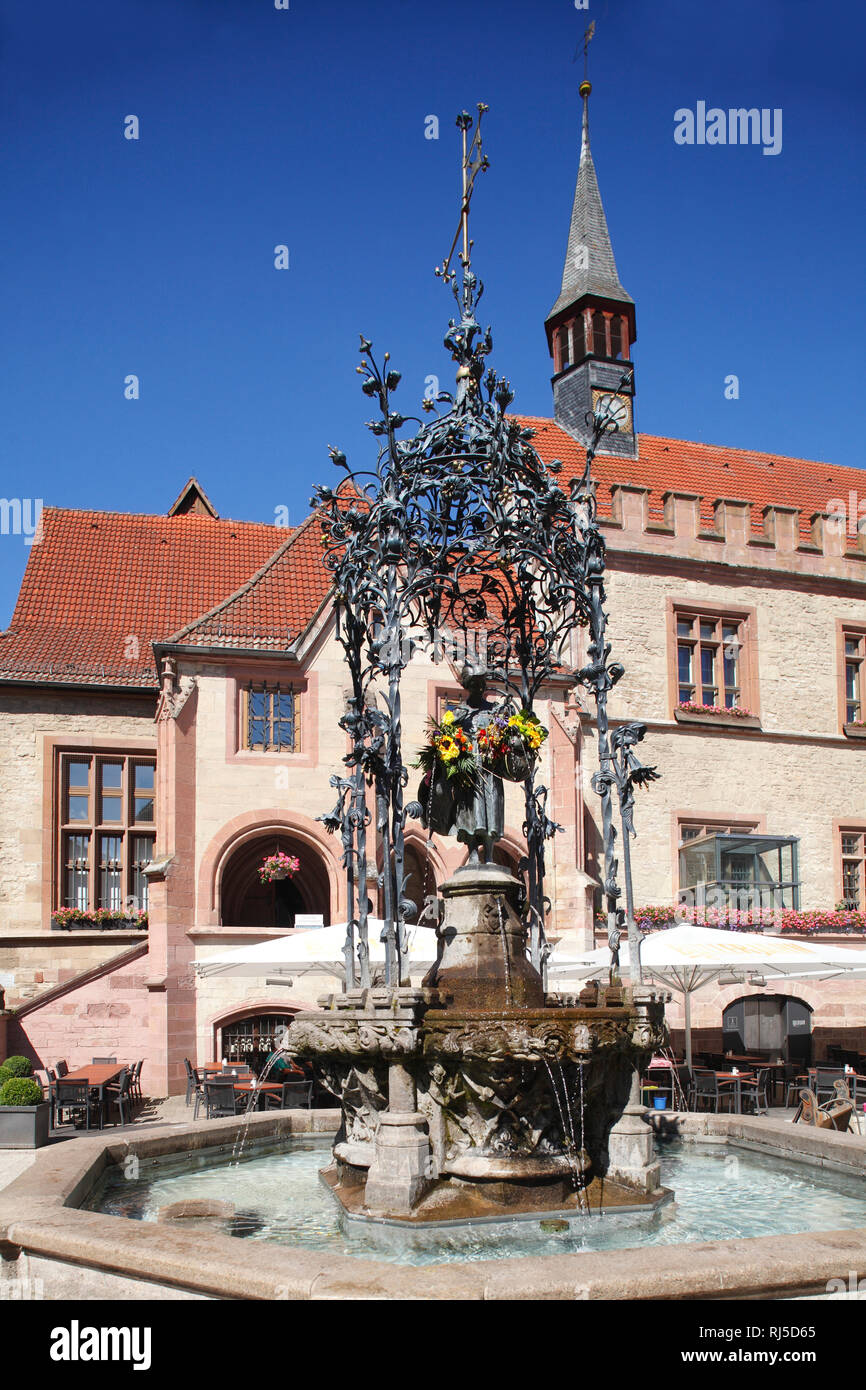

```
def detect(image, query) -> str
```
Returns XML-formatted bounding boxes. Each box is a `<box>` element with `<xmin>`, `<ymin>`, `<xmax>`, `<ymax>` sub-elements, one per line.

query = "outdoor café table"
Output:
<box><xmin>233</xmin><ymin>1081</ymin><xmax>282</xmax><ymax>1111</ymax></box>
<box><xmin>59</xmin><ymin>1063</ymin><xmax>128</xmax><ymax>1128</ymax></box>
<box><xmin>713</xmin><ymin>1071</ymin><xmax>756</xmax><ymax>1115</ymax></box>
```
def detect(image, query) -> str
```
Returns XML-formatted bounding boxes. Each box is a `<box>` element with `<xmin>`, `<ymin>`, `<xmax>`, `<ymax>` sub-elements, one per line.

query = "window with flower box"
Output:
<box><xmin>671</xmin><ymin>605</ymin><xmax>756</xmax><ymax>718</ymax></box>
<box><xmin>840</xmin><ymin>829</ymin><xmax>866</xmax><ymax>911</ymax></box>
<box><xmin>56</xmin><ymin>754</ymin><xmax>155</xmax><ymax>919</ymax></box>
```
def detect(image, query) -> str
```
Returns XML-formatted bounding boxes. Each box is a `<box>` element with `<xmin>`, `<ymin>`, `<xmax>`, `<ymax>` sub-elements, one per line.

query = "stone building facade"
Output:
<box><xmin>0</xmin><ymin>87</ymin><xmax>864</xmax><ymax>1091</ymax></box>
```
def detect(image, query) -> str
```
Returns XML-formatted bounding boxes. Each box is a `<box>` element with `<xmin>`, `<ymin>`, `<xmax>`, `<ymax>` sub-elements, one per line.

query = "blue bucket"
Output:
<box><xmin>653</xmin><ymin>1097</ymin><xmax>668</xmax><ymax>1111</ymax></box>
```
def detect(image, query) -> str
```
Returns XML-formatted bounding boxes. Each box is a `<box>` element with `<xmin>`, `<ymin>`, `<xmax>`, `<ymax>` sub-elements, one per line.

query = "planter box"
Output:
<box><xmin>674</xmin><ymin>709</ymin><xmax>761</xmax><ymax>730</ymax></box>
<box><xmin>843</xmin><ymin>724</ymin><xmax>866</xmax><ymax>740</ymax></box>
<box><xmin>0</xmin><ymin>1102</ymin><xmax>50</xmax><ymax>1149</ymax></box>
<box><xmin>52</xmin><ymin>916</ymin><xmax>146</xmax><ymax>932</ymax></box>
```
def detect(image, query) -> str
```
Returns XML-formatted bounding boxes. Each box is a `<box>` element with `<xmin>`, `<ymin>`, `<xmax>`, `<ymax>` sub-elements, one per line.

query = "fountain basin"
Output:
<box><xmin>4</xmin><ymin>1110</ymin><xmax>866</xmax><ymax>1298</ymax></box>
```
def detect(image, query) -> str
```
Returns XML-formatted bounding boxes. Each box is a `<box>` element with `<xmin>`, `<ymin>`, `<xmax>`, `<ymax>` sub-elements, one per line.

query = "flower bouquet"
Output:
<box><xmin>258</xmin><ymin>852</ymin><xmax>301</xmax><ymax>884</ymax></box>
<box><xmin>416</xmin><ymin>711</ymin><xmax>477</xmax><ymax>793</ymax></box>
<box><xmin>416</xmin><ymin>706</ymin><xmax>548</xmax><ymax>792</ymax></box>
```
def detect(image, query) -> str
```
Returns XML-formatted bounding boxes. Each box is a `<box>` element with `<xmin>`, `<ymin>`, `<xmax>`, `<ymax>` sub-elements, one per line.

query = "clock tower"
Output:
<box><xmin>545</xmin><ymin>80</ymin><xmax>637</xmax><ymax>458</ymax></box>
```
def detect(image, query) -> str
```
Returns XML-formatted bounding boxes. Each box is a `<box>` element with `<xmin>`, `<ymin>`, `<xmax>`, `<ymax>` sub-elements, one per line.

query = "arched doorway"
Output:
<box><xmin>723</xmin><ymin>994</ymin><xmax>813</xmax><ymax>1065</ymax></box>
<box><xmin>220</xmin><ymin>833</ymin><xmax>331</xmax><ymax>927</ymax></box>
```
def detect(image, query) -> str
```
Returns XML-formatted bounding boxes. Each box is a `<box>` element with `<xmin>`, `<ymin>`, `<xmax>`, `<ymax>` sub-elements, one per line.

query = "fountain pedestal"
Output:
<box><xmin>363</xmin><ymin>1063</ymin><xmax>432</xmax><ymax>1216</ymax></box>
<box><xmin>288</xmin><ymin>866</ymin><xmax>669</xmax><ymax>1224</ymax></box>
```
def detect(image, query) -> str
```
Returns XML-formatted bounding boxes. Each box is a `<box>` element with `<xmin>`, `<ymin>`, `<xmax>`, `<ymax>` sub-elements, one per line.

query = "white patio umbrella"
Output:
<box><xmin>547</xmin><ymin>924</ymin><xmax>866</xmax><ymax>1071</ymax></box>
<box><xmin>193</xmin><ymin>919</ymin><xmax>438</xmax><ymax>984</ymax></box>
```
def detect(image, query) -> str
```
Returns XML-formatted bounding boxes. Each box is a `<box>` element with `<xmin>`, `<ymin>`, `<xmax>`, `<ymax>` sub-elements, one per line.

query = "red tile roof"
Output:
<box><xmin>165</xmin><ymin>512</ymin><xmax>333</xmax><ymax>651</ymax></box>
<box><xmin>3</xmin><ymin>423</ymin><xmax>864</xmax><ymax>690</ymax></box>
<box><xmin>515</xmin><ymin>419</ymin><xmax>866</xmax><ymax>540</ymax></box>
<box><xmin>0</xmin><ymin>508</ymin><xmax>289</xmax><ymax>687</ymax></box>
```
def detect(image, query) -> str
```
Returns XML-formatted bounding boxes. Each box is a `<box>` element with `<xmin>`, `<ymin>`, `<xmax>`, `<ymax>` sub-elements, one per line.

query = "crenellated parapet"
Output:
<box><xmin>601</xmin><ymin>485</ymin><xmax>866</xmax><ymax>580</ymax></box>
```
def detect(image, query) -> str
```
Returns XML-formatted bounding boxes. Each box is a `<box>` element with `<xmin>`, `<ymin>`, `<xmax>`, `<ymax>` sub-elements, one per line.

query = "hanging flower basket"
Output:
<box><xmin>258</xmin><ymin>852</ymin><xmax>300</xmax><ymax>884</ymax></box>
<box><xmin>416</xmin><ymin>705</ymin><xmax>549</xmax><ymax>793</ymax></box>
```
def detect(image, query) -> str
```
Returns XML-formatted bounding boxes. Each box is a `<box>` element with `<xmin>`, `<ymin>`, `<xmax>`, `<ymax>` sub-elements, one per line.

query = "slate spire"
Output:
<box><xmin>547</xmin><ymin>81</ymin><xmax>633</xmax><ymax>323</ymax></box>
<box><xmin>545</xmin><ymin>79</ymin><xmax>637</xmax><ymax>459</ymax></box>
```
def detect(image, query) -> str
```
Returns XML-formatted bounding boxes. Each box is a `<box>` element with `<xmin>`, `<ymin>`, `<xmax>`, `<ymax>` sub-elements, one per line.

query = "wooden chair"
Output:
<box><xmin>34</xmin><ymin>1069</ymin><xmax>56</xmax><ymax>1126</ymax></box>
<box><xmin>129</xmin><ymin>1059</ymin><xmax>144</xmax><ymax>1101</ymax></box>
<box><xmin>794</xmin><ymin>1084</ymin><xmax>853</xmax><ymax>1131</ymax></box>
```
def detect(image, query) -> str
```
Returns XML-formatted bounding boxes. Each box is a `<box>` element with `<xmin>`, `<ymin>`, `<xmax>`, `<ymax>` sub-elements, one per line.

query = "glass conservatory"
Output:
<box><xmin>678</xmin><ymin>833</ymin><xmax>800</xmax><ymax>911</ymax></box>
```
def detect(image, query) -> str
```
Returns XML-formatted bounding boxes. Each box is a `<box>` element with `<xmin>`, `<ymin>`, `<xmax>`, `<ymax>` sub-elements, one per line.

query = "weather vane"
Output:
<box><xmin>573</xmin><ymin>20</ymin><xmax>596</xmax><ymax>78</ymax></box>
<box><xmin>434</xmin><ymin>103</ymin><xmax>489</xmax><ymax>285</ymax></box>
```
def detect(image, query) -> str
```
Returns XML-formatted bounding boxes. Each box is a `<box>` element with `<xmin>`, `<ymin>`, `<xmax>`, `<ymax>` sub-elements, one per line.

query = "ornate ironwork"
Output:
<box><xmin>312</xmin><ymin>108</ymin><xmax>657</xmax><ymax>989</ymax></box>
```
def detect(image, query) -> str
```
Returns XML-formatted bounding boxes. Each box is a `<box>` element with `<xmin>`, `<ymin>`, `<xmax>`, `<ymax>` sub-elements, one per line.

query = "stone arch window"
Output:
<box><xmin>219</xmin><ymin>832</ymin><xmax>331</xmax><ymax>928</ymax></box>
<box><xmin>217</xmin><ymin>1009</ymin><xmax>300</xmax><ymax>1068</ymax></box>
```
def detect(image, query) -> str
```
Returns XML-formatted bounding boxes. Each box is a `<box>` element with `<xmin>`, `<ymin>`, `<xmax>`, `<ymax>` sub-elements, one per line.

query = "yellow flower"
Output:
<box><xmin>441</xmin><ymin>711</ymin><xmax>456</xmax><ymax>725</ymax></box>
<box><xmin>438</xmin><ymin>737</ymin><xmax>459</xmax><ymax>762</ymax></box>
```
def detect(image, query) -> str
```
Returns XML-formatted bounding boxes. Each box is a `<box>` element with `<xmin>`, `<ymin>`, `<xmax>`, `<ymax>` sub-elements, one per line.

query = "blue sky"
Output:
<box><xmin>2</xmin><ymin>0</ymin><xmax>865</xmax><ymax>624</ymax></box>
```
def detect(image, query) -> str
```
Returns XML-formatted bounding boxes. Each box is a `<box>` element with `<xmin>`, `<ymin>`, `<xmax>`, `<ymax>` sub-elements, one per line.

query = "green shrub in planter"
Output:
<box><xmin>0</xmin><ymin>1056</ymin><xmax>33</xmax><ymax>1085</ymax></box>
<box><xmin>0</xmin><ymin>1077</ymin><xmax>44</xmax><ymax>1107</ymax></box>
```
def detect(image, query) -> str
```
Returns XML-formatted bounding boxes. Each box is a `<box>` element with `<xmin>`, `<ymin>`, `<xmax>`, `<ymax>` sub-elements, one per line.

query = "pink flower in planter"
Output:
<box><xmin>677</xmin><ymin>701</ymin><xmax>753</xmax><ymax>718</ymax></box>
<box><xmin>258</xmin><ymin>852</ymin><xmax>301</xmax><ymax>884</ymax></box>
<box><xmin>610</xmin><ymin>904</ymin><xmax>866</xmax><ymax>938</ymax></box>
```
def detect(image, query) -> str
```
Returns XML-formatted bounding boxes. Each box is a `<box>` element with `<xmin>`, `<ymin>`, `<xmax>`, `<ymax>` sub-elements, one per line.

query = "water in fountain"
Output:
<box><xmin>493</xmin><ymin>894</ymin><xmax>514</xmax><ymax>1008</ymax></box>
<box><xmin>577</xmin><ymin>1060</ymin><xmax>590</xmax><ymax>1213</ymax></box>
<box><xmin>228</xmin><ymin>1045</ymin><xmax>300</xmax><ymax>1166</ymax></box>
<box><xmin>541</xmin><ymin>1058</ymin><xmax>588</xmax><ymax>1214</ymax></box>
<box><xmin>655</xmin><ymin>1044</ymin><xmax>688</xmax><ymax>1111</ymax></box>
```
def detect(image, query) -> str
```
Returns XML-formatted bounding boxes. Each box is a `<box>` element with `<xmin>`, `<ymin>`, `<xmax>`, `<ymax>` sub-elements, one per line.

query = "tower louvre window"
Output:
<box><xmin>572</xmin><ymin>314</ymin><xmax>586</xmax><ymax>363</ymax></box>
<box><xmin>592</xmin><ymin>312</ymin><xmax>607</xmax><ymax>357</ymax></box>
<box><xmin>558</xmin><ymin>325</ymin><xmax>571</xmax><ymax>371</ymax></box>
<box><xmin>610</xmin><ymin>316</ymin><xmax>623</xmax><ymax>360</ymax></box>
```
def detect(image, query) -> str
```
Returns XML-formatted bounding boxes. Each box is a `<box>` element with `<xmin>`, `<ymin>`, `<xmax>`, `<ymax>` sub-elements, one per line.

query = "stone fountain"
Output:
<box><xmin>288</xmin><ymin>106</ymin><xmax>670</xmax><ymax>1227</ymax></box>
<box><xmin>289</xmin><ymin>858</ymin><xmax>668</xmax><ymax>1221</ymax></box>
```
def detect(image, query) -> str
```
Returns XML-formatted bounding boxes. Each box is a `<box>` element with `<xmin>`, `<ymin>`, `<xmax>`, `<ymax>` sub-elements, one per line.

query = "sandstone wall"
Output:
<box><xmin>6</xmin><ymin>945</ymin><xmax>151</xmax><ymax>1079</ymax></box>
<box><xmin>0</xmin><ymin>689</ymin><xmax>154</xmax><ymax>931</ymax></box>
<box><xmin>577</xmin><ymin>558</ymin><xmax>866</xmax><ymax>912</ymax></box>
